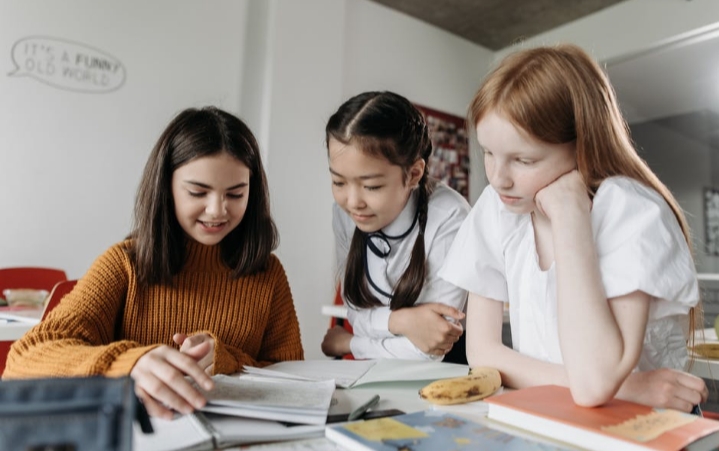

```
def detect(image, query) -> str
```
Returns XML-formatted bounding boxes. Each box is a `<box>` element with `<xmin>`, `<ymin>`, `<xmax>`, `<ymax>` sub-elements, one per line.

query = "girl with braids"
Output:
<box><xmin>440</xmin><ymin>44</ymin><xmax>707</xmax><ymax>411</ymax></box>
<box><xmin>5</xmin><ymin>107</ymin><xmax>303</xmax><ymax>418</ymax></box>
<box><xmin>321</xmin><ymin>91</ymin><xmax>470</xmax><ymax>361</ymax></box>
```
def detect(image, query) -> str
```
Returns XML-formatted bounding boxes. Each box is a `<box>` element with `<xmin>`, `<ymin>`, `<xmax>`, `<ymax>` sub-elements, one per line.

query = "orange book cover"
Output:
<box><xmin>485</xmin><ymin>385</ymin><xmax>719</xmax><ymax>451</ymax></box>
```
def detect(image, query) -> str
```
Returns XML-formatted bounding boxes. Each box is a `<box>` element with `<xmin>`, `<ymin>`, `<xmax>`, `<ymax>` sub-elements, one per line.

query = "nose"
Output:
<box><xmin>489</xmin><ymin>159</ymin><xmax>513</xmax><ymax>190</ymax></box>
<box><xmin>206</xmin><ymin>194</ymin><xmax>227</xmax><ymax>217</ymax></box>
<box><xmin>346</xmin><ymin>185</ymin><xmax>366</xmax><ymax>210</ymax></box>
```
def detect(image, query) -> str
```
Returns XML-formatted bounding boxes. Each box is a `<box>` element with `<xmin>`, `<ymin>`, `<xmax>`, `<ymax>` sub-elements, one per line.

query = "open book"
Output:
<box><xmin>196</xmin><ymin>374</ymin><xmax>335</xmax><ymax>425</ymax></box>
<box><xmin>244</xmin><ymin>359</ymin><xmax>469</xmax><ymax>389</ymax></box>
<box><xmin>133</xmin><ymin>412</ymin><xmax>325</xmax><ymax>451</ymax></box>
<box><xmin>485</xmin><ymin>385</ymin><xmax>719</xmax><ymax>451</ymax></box>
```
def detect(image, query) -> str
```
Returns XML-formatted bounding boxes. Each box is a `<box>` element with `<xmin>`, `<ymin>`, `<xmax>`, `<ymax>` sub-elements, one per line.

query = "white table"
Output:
<box><xmin>0</xmin><ymin>322</ymin><xmax>33</xmax><ymax>340</ymax></box>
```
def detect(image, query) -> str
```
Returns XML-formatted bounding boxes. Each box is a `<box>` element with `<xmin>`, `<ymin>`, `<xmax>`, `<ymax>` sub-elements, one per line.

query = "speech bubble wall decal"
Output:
<box><xmin>8</xmin><ymin>36</ymin><xmax>126</xmax><ymax>93</ymax></box>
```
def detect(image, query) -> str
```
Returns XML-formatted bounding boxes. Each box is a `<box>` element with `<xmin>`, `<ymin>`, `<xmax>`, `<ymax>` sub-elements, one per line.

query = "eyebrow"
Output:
<box><xmin>328</xmin><ymin>167</ymin><xmax>385</xmax><ymax>180</ymax></box>
<box><xmin>184</xmin><ymin>181</ymin><xmax>248</xmax><ymax>190</ymax></box>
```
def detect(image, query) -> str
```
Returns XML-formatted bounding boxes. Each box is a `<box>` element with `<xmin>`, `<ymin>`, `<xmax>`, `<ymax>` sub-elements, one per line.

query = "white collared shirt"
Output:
<box><xmin>439</xmin><ymin>176</ymin><xmax>698</xmax><ymax>370</ymax></box>
<box><xmin>333</xmin><ymin>182</ymin><xmax>470</xmax><ymax>360</ymax></box>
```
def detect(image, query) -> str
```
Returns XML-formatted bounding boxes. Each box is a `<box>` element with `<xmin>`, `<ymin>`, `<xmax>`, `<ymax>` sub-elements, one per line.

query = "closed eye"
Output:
<box><xmin>365</xmin><ymin>185</ymin><xmax>382</xmax><ymax>191</ymax></box>
<box><xmin>189</xmin><ymin>191</ymin><xmax>206</xmax><ymax>197</ymax></box>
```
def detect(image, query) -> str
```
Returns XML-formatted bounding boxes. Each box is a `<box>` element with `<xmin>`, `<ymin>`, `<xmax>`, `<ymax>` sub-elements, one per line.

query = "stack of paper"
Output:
<box><xmin>134</xmin><ymin>413</ymin><xmax>325</xmax><ymax>451</ymax></box>
<box><xmin>135</xmin><ymin>373</ymin><xmax>335</xmax><ymax>451</ymax></box>
<box><xmin>197</xmin><ymin>374</ymin><xmax>335</xmax><ymax>425</ymax></box>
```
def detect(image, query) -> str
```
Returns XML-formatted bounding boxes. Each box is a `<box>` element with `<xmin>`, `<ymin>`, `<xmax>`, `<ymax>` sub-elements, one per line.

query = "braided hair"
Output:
<box><xmin>326</xmin><ymin>91</ymin><xmax>435</xmax><ymax>310</ymax></box>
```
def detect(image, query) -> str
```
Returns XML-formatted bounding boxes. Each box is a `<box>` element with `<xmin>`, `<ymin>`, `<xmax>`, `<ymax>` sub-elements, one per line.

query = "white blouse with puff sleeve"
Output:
<box><xmin>439</xmin><ymin>176</ymin><xmax>698</xmax><ymax>371</ymax></box>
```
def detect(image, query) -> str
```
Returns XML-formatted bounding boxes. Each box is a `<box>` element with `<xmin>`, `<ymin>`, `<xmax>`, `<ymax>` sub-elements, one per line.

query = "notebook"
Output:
<box><xmin>325</xmin><ymin>410</ymin><xmax>570</xmax><ymax>450</ymax></box>
<box><xmin>245</xmin><ymin>358</ymin><xmax>469</xmax><ymax>388</ymax></box>
<box><xmin>134</xmin><ymin>412</ymin><xmax>325</xmax><ymax>451</ymax></box>
<box><xmin>196</xmin><ymin>374</ymin><xmax>335</xmax><ymax>425</ymax></box>
<box><xmin>485</xmin><ymin>385</ymin><xmax>719</xmax><ymax>451</ymax></box>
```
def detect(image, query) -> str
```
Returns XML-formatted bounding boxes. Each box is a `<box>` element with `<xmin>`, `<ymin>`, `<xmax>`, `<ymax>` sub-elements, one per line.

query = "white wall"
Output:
<box><xmin>0</xmin><ymin>0</ymin><xmax>248</xmax><ymax>278</ymax></box>
<box><xmin>241</xmin><ymin>0</ymin><xmax>346</xmax><ymax>358</ymax></box>
<box><xmin>242</xmin><ymin>0</ymin><xmax>493</xmax><ymax>357</ymax></box>
<box><xmin>631</xmin><ymin>121</ymin><xmax>713</xmax><ymax>270</ymax></box>
<box><xmin>495</xmin><ymin>0</ymin><xmax>719</xmax><ymax>62</ymax></box>
<box><xmin>342</xmin><ymin>0</ymin><xmax>493</xmax><ymax>202</ymax></box>
<box><xmin>3</xmin><ymin>0</ymin><xmax>717</xmax><ymax>360</ymax></box>
<box><xmin>0</xmin><ymin>0</ymin><xmax>494</xmax><ymax>359</ymax></box>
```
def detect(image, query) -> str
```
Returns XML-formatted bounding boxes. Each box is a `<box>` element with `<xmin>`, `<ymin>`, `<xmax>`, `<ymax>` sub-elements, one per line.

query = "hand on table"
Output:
<box><xmin>618</xmin><ymin>368</ymin><xmax>708</xmax><ymax>412</ymax></box>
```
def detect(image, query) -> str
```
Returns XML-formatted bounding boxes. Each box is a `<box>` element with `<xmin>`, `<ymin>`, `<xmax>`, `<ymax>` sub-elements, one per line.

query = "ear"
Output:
<box><xmin>407</xmin><ymin>158</ymin><xmax>426</xmax><ymax>188</ymax></box>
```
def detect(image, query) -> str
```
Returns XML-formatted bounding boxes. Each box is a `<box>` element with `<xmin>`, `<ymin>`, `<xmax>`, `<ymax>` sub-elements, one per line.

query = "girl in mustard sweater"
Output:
<box><xmin>5</xmin><ymin>107</ymin><xmax>304</xmax><ymax>418</ymax></box>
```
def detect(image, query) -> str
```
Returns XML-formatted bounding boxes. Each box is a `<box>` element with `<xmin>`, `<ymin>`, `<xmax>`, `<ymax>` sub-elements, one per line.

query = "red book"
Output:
<box><xmin>485</xmin><ymin>385</ymin><xmax>719</xmax><ymax>451</ymax></box>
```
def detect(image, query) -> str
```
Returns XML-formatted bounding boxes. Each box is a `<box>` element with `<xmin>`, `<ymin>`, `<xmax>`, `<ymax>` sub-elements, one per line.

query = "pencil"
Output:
<box><xmin>348</xmin><ymin>394</ymin><xmax>380</xmax><ymax>421</ymax></box>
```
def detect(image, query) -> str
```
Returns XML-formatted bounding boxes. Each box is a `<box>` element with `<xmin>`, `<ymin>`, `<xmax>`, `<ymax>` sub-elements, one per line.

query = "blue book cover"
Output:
<box><xmin>325</xmin><ymin>410</ymin><xmax>570</xmax><ymax>451</ymax></box>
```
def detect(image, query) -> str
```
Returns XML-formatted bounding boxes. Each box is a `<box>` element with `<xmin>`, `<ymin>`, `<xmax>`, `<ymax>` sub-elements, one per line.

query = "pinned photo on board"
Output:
<box><xmin>704</xmin><ymin>187</ymin><xmax>719</xmax><ymax>256</ymax></box>
<box><xmin>414</xmin><ymin>104</ymin><xmax>470</xmax><ymax>200</ymax></box>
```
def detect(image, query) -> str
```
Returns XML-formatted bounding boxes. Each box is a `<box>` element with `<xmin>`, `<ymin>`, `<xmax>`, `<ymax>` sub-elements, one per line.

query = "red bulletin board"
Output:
<box><xmin>415</xmin><ymin>104</ymin><xmax>470</xmax><ymax>200</ymax></box>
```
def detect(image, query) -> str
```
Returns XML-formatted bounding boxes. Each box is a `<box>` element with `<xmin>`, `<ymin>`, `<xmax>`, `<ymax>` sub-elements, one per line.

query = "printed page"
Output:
<box><xmin>204</xmin><ymin>375</ymin><xmax>334</xmax><ymax>411</ymax></box>
<box><xmin>241</xmin><ymin>366</ymin><xmax>317</xmax><ymax>382</ymax></box>
<box><xmin>195</xmin><ymin>374</ymin><xmax>335</xmax><ymax>425</ymax></box>
<box><xmin>225</xmin><ymin>437</ymin><xmax>339</xmax><ymax>451</ymax></box>
<box><xmin>254</xmin><ymin>359</ymin><xmax>377</xmax><ymax>388</ymax></box>
<box><xmin>205</xmin><ymin>413</ymin><xmax>325</xmax><ymax>447</ymax></box>
<box><xmin>133</xmin><ymin>414</ymin><xmax>212</xmax><ymax>451</ymax></box>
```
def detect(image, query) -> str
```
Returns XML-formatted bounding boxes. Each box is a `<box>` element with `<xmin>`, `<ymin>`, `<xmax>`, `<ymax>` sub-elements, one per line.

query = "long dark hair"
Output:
<box><xmin>326</xmin><ymin>91</ymin><xmax>434</xmax><ymax>310</ymax></box>
<box><xmin>130</xmin><ymin>106</ymin><xmax>278</xmax><ymax>285</ymax></box>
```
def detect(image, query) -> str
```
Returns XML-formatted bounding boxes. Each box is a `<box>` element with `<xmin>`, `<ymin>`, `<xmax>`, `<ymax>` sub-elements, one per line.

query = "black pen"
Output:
<box><xmin>348</xmin><ymin>394</ymin><xmax>380</xmax><ymax>421</ymax></box>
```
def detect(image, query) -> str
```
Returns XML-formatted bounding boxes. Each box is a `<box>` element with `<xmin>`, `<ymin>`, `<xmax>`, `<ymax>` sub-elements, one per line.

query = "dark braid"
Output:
<box><xmin>326</xmin><ymin>91</ymin><xmax>435</xmax><ymax>310</ymax></box>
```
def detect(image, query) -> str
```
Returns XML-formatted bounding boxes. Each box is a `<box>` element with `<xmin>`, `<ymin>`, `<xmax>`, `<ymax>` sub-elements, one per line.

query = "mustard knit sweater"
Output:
<box><xmin>4</xmin><ymin>240</ymin><xmax>304</xmax><ymax>378</ymax></box>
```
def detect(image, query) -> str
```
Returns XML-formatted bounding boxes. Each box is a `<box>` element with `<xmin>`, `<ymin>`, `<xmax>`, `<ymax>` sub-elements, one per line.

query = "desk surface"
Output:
<box><xmin>0</xmin><ymin>321</ymin><xmax>33</xmax><ymax>341</ymax></box>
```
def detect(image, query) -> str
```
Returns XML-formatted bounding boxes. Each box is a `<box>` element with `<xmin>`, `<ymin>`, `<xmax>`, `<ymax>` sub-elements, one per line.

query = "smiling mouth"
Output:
<box><xmin>199</xmin><ymin>220</ymin><xmax>226</xmax><ymax>227</ymax></box>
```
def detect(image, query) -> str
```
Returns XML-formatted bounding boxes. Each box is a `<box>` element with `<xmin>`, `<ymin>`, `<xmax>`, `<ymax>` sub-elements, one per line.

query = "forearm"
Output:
<box><xmin>469</xmin><ymin>340</ymin><xmax>568</xmax><ymax>389</ymax></box>
<box><xmin>348</xmin><ymin>306</ymin><xmax>394</xmax><ymax>338</ymax></box>
<box><xmin>553</xmin><ymin>211</ymin><xmax>635</xmax><ymax>404</ymax></box>
<box><xmin>5</xmin><ymin>331</ymin><xmax>153</xmax><ymax>378</ymax></box>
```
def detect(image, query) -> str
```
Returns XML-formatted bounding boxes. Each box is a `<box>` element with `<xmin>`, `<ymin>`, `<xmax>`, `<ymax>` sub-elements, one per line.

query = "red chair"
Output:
<box><xmin>42</xmin><ymin>279</ymin><xmax>77</xmax><ymax>321</ymax></box>
<box><xmin>330</xmin><ymin>284</ymin><xmax>354</xmax><ymax>360</ymax></box>
<box><xmin>0</xmin><ymin>278</ymin><xmax>77</xmax><ymax>375</ymax></box>
<box><xmin>0</xmin><ymin>267</ymin><xmax>67</xmax><ymax>294</ymax></box>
